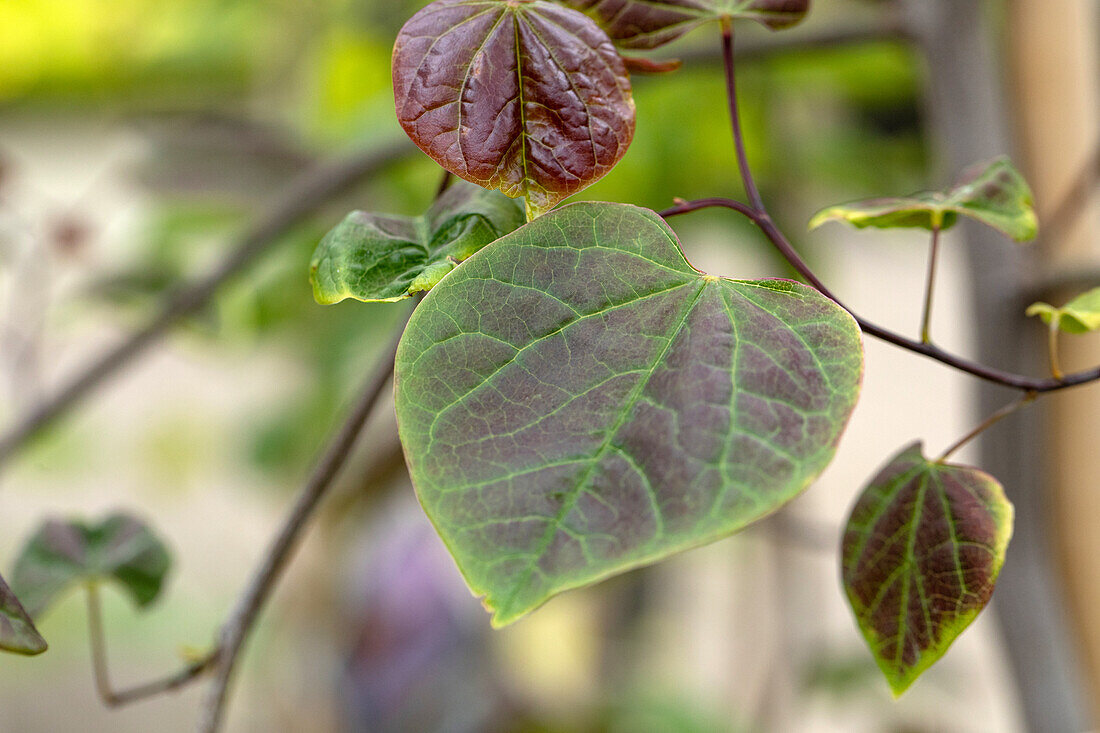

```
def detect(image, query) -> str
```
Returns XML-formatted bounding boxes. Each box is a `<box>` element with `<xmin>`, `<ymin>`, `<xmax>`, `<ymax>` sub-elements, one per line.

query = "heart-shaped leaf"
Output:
<box><xmin>393</xmin><ymin>0</ymin><xmax>636</xmax><ymax>219</ymax></box>
<box><xmin>810</xmin><ymin>157</ymin><xmax>1038</xmax><ymax>242</ymax></box>
<box><xmin>395</xmin><ymin>201</ymin><xmax>863</xmax><ymax>626</ymax></box>
<box><xmin>1027</xmin><ymin>286</ymin><xmax>1100</xmax><ymax>334</ymax></box>
<box><xmin>11</xmin><ymin>513</ymin><xmax>171</xmax><ymax>617</ymax></box>
<box><xmin>842</xmin><ymin>443</ymin><xmax>1013</xmax><ymax>696</ymax></box>
<box><xmin>310</xmin><ymin>182</ymin><xmax>525</xmax><ymax>304</ymax></box>
<box><xmin>0</xmin><ymin>572</ymin><xmax>47</xmax><ymax>656</ymax></box>
<box><xmin>561</xmin><ymin>0</ymin><xmax>810</xmax><ymax>49</ymax></box>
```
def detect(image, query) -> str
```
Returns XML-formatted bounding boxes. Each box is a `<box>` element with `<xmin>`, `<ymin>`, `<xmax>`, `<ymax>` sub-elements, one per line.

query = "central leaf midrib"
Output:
<box><xmin>495</xmin><ymin>277</ymin><xmax>709</xmax><ymax>617</ymax></box>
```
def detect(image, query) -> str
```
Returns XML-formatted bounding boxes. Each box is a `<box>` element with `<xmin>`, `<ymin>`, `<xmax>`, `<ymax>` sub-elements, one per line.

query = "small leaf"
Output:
<box><xmin>1027</xmin><ymin>286</ymin><xmax>1100</xmax><ymax>334</ymax></box>
<box><xmin>0</xmin><ymin>572</ymin><xmax>47</xmax><ymax>656</ymax></box>
<box><xmin>395</xmin><ymin>201</ymin><xmax>863</xmax><ymax>626</ymax></box>
<box><xmin>12</xmin><ymin>513</ymin><xmax>171</xmax><ymax>617</ymax></box>
<box><xmin>310</xmin><ymin>182</ymin><xmax>525</xmax><ymax>304</ymax></box>
<box><xmin>841</xmin><ymin>443</ymin><xmax>1013</xmax><ymax>696</ymax></box>
<box><xmin>561</xmin><ymin>0</ymin><xmax>811</xmax><ymax>50</ymax></box>
<box><xmin>393</xmin><ymin>0</ymin><xmax>636</xmax><ymax>218</ymax></box>
<box><xmin>810</xmin><ymin>157</ymin><xmax>1038</xmax><ymax>242</ymax></box>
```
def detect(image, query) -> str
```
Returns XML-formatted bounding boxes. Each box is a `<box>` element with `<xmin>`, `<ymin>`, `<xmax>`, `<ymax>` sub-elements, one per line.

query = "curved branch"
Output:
<box><xmin>660</xmin><ymin>197</ymin><xmax>1100</xmax><ymax>393</ymax></box>
<box><xmin>0</xmin><ymin>142</ymin><xmax>410</xmax><ymax>470</ymax></box>
<box><xmin>196</xmin><ymin>312</ymin><xmax>410</xmax><ymax>733</ymax></box>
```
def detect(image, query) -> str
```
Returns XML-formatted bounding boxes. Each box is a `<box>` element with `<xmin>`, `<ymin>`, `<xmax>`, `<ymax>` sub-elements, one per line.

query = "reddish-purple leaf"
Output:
<box><xmin>842</xmin><ymin>443</ymin><xmax>1013</xmax><ymax>695</ymax></box>
<box><xmin>393</xmin><ymin>0</ymin><xmax>636</xmax><ymax>219</ymax></box>
<box><xmin>0</xmin><ymin>572</ymin><xmax>46</xmax><ymax>656</ymax></box>
<box><xmin>560</xmin><ymin>0</ymin><xmax>811</xmax><ymax>50</ymax></box>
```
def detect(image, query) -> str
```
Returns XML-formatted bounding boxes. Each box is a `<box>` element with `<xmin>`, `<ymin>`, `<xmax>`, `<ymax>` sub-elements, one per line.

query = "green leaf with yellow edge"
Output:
<box><xmin>1027</xmin><ymin>286</ymin><xmax>1100</xmax><ymax>334</ymax></box>
<box><xmin>842</xmin><ymin>442</ymin><xmax>1013</xmax><ymax>696</ymax></box>
<box><xmin>395</xmin><ymin>201</ymin><xmax>863</xmax><ymax>626</ymax></box>
<box><xmin>0</xmin><ymin>572</ymin><xmax>47</xmax><ymax>656</ymax></box>
<box><xmin>810</xmin><ymin>157</ymin><xmax>1038</xmax><ymax>242</ymax></box>
<box><xmin>560</xmin><ymin>0</ymin><xmax>810</xmax><ymax>50</ymax></box>
<box><xmin>310</xmin><ymin>182</ymin><xmax>525</xmax><ymax>304</ymax></box>
<box><xmin>11</xmin><ymin>513</ymin><xmax>171</xmax><ymax>618</ymax></box>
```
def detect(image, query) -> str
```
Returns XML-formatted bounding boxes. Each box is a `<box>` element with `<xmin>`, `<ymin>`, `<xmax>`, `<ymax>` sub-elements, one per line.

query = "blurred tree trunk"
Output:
<box><xmin>1007</xmin><ymin>0</ymin><xmax>1100</xmax><ymax>719</ymax></box>
<box><xmin>904</xmin><ymin>0</ymin><xmax>1094</xmax><ymax>730</ymax></box>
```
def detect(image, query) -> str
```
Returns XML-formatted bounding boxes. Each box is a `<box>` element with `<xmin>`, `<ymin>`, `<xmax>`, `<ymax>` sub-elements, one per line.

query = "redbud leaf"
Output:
<box><xmin>393</xmin><ymin>0</ymin><xmax>636</xmax><ymax>219</ymax></box>
<box><xmin>395</xmin><ymin>201</ymin><xmax>863</xmax><ymax>626</ymax></box>
<box><xmin>842</xmin><ymin>443</ymin><xmax>1013</xmax><ymax>696</ymax></box>
<box><xmin>310</xmin><ymin>182</ymin><xmax>525</xmax><ymax>304</ymax></box>
<box><xmin>0</xmin><ymin>572</ymin><xmax>47</xmax><ymax>656</ymax></box>
<box><xmin>561</xmin><ymin>0</ymin><xmax>811</xmax><ymax>49</ymax></box>
<box><xmin>1027</xmin><ymin>287</ymin><xmax>1100</xmax><ymax>335</ymax></box>
<box><xmin>12</xmin><ymin>513</ymin><xmax>171</xmax><ymax>617</ymax></box>
<box><xmin>810</xmin><ymin>157</ymin><xmax>1038</xmax><ymax>242</ymax></box>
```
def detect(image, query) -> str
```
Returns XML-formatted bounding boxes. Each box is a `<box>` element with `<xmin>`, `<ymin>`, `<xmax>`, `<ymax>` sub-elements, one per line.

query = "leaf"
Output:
<box><xmin>560</xmin><ymin>0</ymin><xmax>811</xmax><ymax>49</ymax></box>
<box><xmin>841</xmin><ymin>442</ymin><xmax>1013</xmax><ymax>696</ymax></box>
<box><xmin>1027</xmin><ymin>286</ymin><xmax>1100</xmax><ymax>335</ymax></box>
<box><xmin>393</xmin><ymin>0</ymin><xmax>636</xmax><ymax>219</ymax></box>
<box><xmin>0</xmin><ymin>572</ymin><xmax>47</xmax><ymax>656</ymax></box>
<box><xmin>395</xmin><ymin>201</ymin><xmax>863</xmax><ymax>626</ymax></box>
<box><xmin>809</xmin><ymin>157</ymin><xmax>1038</xmax><ymax>242</ymax></box>
<box><xmin>11</xmin><ymin>513</ymin><xmax>171</xmax><ymax>617</ymax></box>
<box><xmin>309</xmin><ymin>182</ymin><xmax>526</xmax><ymax>304</ymax></box>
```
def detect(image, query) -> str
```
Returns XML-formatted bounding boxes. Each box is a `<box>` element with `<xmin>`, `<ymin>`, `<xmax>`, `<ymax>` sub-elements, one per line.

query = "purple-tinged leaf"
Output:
<box><xmin>842</xmin><ymin>443</ymin><xmax>1013</xmax><ymax>696</ymax></box>
<box><xmin>393</xmin><ymin>0</ymin><xmax>636</xmax><ymax>219</ymax></box>
<box><xmin>810</xmin><ymin>157</ymin><xmax>1038</xmax><ymax>242</ymax></box>
<box><xmin>0</xmin><ymin>572</ymin><xmax>47</xmax><ymax>656</ymax></box>
<box><xmin>12</xmin><ymin>513</ymin><xmax>171</xmax><ymax>617</ymax></box>
<box><xmin>560</xmin><ymin>0</ymin><xmax>811</xmax><ymax>50</ymax></box>
<box><xmin>395</xmin><ymin>201</ymin><xmax>863</xmax><ymax>626</ymax></box>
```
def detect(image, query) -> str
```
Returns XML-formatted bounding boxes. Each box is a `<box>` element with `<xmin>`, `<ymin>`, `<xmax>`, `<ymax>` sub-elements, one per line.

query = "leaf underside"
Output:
<box><xmin>561</xmin><ymin>0</ymin><xmax>811</xmax><ymax>49</ymax></box>
<box><xmin>809</xmin><ymin>156</ymin><xmax>1038</xmax><ymax>242</ymax></box>
<box><xmin>12</xmin><ymin>513</ymin><xmax>171</xmax><ymax>618</ymax></box>
<box><xmin>841</xmin><ymin>442</ymin><xmax>1013</xmax><ymax>696</ymax></box>
<box><xmin>0</xmin><ymin>572</ymin><xmax>47</xmax><ymax>656</ymax></box>
<box><xmin>393</xmin><ymin>0</ymin><xmax>636</xmax><ymax>218</ymax></box>
<box><xmin>310</xmin><ymin>182</ymin><xmax>526</xmax><ymax>304</ymax></box>
<box><xmin>395</xmin><ymin>201</ymin><xmax>863</xmax><ymax>626</ymax></box>
<box><xmin>1027</xmin><ymin>286</ymin><xmax>1100</xmax><ymax>334</ymax></box>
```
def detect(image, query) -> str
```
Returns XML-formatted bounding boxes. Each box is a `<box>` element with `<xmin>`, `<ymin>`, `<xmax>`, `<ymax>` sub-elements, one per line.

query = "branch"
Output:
<box><xmin>85</xmin><ymin>581</ymin><xmax>216</xmax><ymax>707</ymax></box>
<box><xmin>658</xmin><ymin>29</ymin><xmax>1100</xmax><ymax>395</ymax></box>
<box><xmin>660</xmin><ymin>198</ymin><xmax>1100</xmax><ymax>392</ymax></box>
<box><xmin>196</xmin><ymin>311</ymin><xmax>411</xmax><ymax>733</ymax></box>
<box><xmin>0</xmin><ymin>142</ymin><xmax>410</xmax><ymax>470</ymax></box>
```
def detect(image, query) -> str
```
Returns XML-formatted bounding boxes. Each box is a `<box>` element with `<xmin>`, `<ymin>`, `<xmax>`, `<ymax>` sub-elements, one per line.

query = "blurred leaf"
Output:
<box><xmin>12</xmin><ymin>513</ymin><xmax>171</xmax><ymax>617</ymax></box>
<box><xmin>561</xmin><ymin>0</ymin><xmax>810</xmax><ymax>50</ymax></box>
<box><xmin>1027</xmin><ymin>287</ymin><xmax>1100</xmax><ymax>334</ymax></box>
<box><xmin>393</xmin><ymin>0</ymin><xmax>635</xmax><ymax>218</ymax></box>
<box><xmin>0</xmin><ymin>572</ymin><xmax>47</xmax><ymax>656</ymax></box>
<box><xmin>396</xmin><ymin>202</ymin><xmax>863</xmax><ymax>626</ymax></box>
<box><xmin>810</xmin><ymin>157</ymin><xmax>1038</xmax><ymax>241</ymax></box>
<box><xmin>842</xmin><ymin>442</ymin><xmax>1013</xmax><ymax>696</ymax></box>
<box><xmin>310</xmin><ymin>182</ymin><xmax>525</xmax><ymax>304</ymax></box>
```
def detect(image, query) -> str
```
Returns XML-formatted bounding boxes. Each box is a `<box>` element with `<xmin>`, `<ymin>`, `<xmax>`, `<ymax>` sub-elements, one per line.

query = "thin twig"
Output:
<box><xmin>85</xmin><ymin>581</ymin><xmax>216</xmax><ymax>707</ymax></box>
<box><xmin>920</xmin><ymin>226</ymin><xmax>941</xmax><ymax>344</ymax></box>
<box><xmin>0</xmin><ymin>142</ymin><xmax>410</xmax><ymax>470</ymax></box>
<box><xmin>196</xmin><ymin>311</ymin><xmax>411</xmax><ymax>733</ymax></box>
<box><xmin>938</xmin><ymin>391</ymin><xmax>1037</xmax><ymax>461</ymax></box>
<box><xmin>660</xmin><ymin>197</ymin><xmax>1100</xmax><ymax>393</ymax></box>
<box><xmin>720</xmin><ymin>21</ymin><xmax>765</xmax><ymax>213</ymax></box>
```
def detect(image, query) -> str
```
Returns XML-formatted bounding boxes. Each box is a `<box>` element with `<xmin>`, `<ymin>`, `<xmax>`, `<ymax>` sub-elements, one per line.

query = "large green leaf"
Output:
<box><xmin>810</xmin><ymin>157</ymin><xmax>1038</xmax><ymax>242</ymax></box>
<box><xmin>310</xmin><ymin>182</ymin><xmax>525</xmax><ymax>304</ymax></box>
<box><xmin>393</xmin><ymin>0</ymin><xmax>636</xmax><ymax>219</ymax></box>
<box><xmin>395</xmin><ymin>202</ymin><xmax>863</xmax><ymax>626</ymax></box>
<box><xmin>842</xmin><ymin>443</ymin><xmax>1013</xmax><ymax>696</ymax></box>
<box><xmin>11</xmin><ymin>513</ymin><xmax>171</xmax><ymax>617</ymax></box>
<box><xmin>560</xmin><ymin>0</ymin><xmax>810</xmax><ymax>50</ymax></box>
<box><xmin>1027</xmin><ymin>286</ymin><xmax>1100</xmax><ymax>335</ymax></box>
<box><xmin>0</xmin><ymin>572</ymin><xmax>47</xmax><ymax>656</ymax></box>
